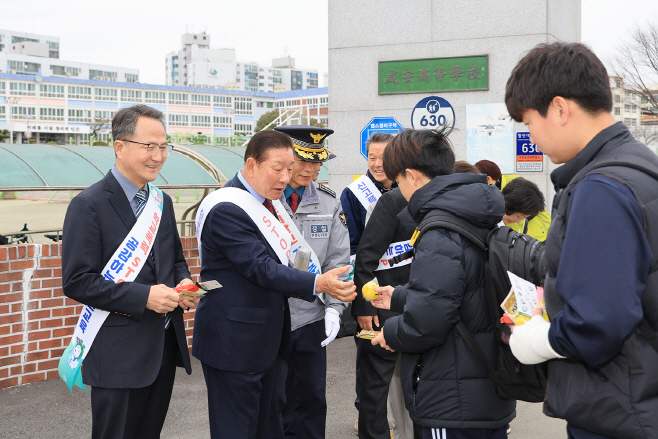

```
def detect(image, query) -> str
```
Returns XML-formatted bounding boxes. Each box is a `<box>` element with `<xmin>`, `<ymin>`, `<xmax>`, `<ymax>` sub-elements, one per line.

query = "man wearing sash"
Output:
<box><xmin>340</xmin><ymin>132</ymin><xmax>396</xmax><ymax>256</ymax></box>
<box><xmin>271</xmin><ymin>125</ymin><xmax>350</xmax><ymax>439</ymax></box>
<box><xmin>339</xmin><ymin>132</ymin><xmax>395</xmax><ymax>427</ymax></box>
<box><xmin>193</xmin><ymin>129</ymin><xmax>356</xmax><ymax>439</ymax></box>
<box><xmin>62</xmin><ymin>105</ymin><xmax>195</xmax><ymax>439</ymax></box>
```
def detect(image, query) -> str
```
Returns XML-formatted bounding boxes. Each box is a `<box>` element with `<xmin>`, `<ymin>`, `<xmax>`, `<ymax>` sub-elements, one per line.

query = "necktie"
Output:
<box><xmin>135</xmin><ymin>189</ymin><xmax>170</xmax><ymax>329</ymax></box>
<box><xmin>135</xmin><ymin>188</ymin><xmax>147</xmax><ymax>218</ymax></box>
<box><xmin>263</xmin><ymin>199</ymin><xmax>276</xmax><ymax>216</ymax></box>
<box><xmin>289</xmin><ymin>192</ymin><xmax>300</xmax><ymax>214</ymax></box>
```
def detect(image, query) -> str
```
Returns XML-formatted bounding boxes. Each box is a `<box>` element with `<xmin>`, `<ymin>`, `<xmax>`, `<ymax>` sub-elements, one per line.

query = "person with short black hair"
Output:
<box><xmin>500</xmin><ymin>177</ymin><xmax>544</xmax><ymax>226</ymax></box>
<box><xmin>370</xmin><ymin>128</ymin><xmax>515</xmax><ymax>439</ymax></box>
<box><xmin>505</xmin><ymin>42</ymin><xmax>658</xmax><ymax>439</ymax></box>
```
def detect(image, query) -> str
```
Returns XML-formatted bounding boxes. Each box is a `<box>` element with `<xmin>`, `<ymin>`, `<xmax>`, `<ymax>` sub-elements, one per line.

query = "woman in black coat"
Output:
<box><xmin>370</xmin><ymin>129</ymin><xmax>515</xmax><ymax>439</ymax></box>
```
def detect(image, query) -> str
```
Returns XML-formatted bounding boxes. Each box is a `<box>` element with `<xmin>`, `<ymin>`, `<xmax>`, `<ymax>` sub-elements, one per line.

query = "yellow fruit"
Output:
<box><xmin>362</xmin><ymin>281</ymin><xmax>379</xmax><ymax>301</ymax></box>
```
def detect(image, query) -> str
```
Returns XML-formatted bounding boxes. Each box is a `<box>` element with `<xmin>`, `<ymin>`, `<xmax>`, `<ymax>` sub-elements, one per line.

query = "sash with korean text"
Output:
<box><xmin>347</xmin><ymin>175</ymin><xmax>381</xmax><ymax>210</ymax></box>
<box><xmin>375</xmin><ymin>240</ymin><xmax>413</xmax><ymax>271</ymax></box>
<box><xmin>196</xmin><ymin>187</ymin><xmax>291</xmax><ymax>266</ymax></box>
<box><xmin>58</xmin><ymin>183</ymin><xmax>164</xmax><ymax>392</ymax></box>
<box><xmin>271</xmin><ymin>200</ymin><xmax>326</xmax><ymax>303</ymax></box>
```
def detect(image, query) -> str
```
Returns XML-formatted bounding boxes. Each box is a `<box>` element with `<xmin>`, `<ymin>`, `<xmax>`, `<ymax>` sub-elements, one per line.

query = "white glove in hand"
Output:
<box><xmin>510</xmin><ymin>315</ymin><xmax>565</xmax><ymax>364</ymax></box>
<box><xmin>321</xmin><ymin>308</ymin><xmax>341</xmax><ymax>347</ymax></box>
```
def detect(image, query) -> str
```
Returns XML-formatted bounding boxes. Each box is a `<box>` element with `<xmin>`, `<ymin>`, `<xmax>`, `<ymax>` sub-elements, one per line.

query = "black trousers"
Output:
<box><xmin>202</xmin><ymin>356</ymin><xmax>286</xmax><ymax>439</ymax></box>
<box><xmin>90</xmin><ymin>324</ymin><xmax>177</xmax><ymax>439</ymax></box>
<box><xmin>279</xmin><ymin>319</ymin><xmax>327</xmax><ymax>439</ymax></box>
<box><xmin>422</xmin><ymin>426</ymin><xmax>507</xmax><ymax>439</ymax></box>
<box><xmin>567</xmin><ymin>425</ymin><xmax>614</xmax><ymax>439</ymax></box>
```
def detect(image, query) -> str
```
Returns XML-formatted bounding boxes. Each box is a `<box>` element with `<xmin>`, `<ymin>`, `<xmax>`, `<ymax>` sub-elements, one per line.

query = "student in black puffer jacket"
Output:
<box><xmin>370</xmin><ymin>129</ymin><xmax>515</xmax><ymax>439</ymax></box>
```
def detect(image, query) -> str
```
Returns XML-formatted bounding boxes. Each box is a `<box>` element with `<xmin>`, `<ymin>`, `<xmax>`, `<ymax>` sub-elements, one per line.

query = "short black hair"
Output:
<box><xmin>383</xmin><ymin>128</ymin><xmax>455</xmax><ymax>181</ymax></box>
<box><xmin>366</xmin><ymin>132</ymin><xmax>394</xmax><ymax>155</ymax></box>
<box><xmin>244</xmin><ymin>130</ymin><xmax>293</xmax><ymax>163</ymax></box>
<box><xmin>112</xmin><ymin>104</ymin><xmax>165</xmax><ymax>141</ymax></box>
<box><xmin>505</xmin><ymin>42</ymin><xmax>612</xmax><ymax>122</ymax></box>
<box><xmin>501</xmin><ymin>177</ymin><xmax>545</xmax><ymax>217</ymax></box>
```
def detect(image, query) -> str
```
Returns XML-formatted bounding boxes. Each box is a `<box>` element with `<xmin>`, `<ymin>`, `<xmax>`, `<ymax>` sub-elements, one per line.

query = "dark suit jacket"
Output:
<box><xmin>62</xmin><ymin>171</ymin><xmax>192</xmax><ymax>389</ymax></box>
<box><xmin>192</xmin><ymin>174</ymin><xmax>316</xmax><ymax>373</ymax></box>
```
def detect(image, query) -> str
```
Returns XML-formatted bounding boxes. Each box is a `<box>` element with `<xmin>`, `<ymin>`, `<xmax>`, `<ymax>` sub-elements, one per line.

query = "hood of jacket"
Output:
<box><xmin>407</xmin><ymin>173</ymin><xmax>504</xmax><ymax>230</ymax></box>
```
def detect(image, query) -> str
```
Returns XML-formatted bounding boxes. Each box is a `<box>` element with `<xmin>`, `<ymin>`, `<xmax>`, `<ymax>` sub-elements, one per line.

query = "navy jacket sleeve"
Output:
<box><xmin>340</xmin><ymin>187</ymin><xmax>366</xmax><ymax>255</ymax></box>
<box><xmin>203</xmin><ymin>202</ymin><xmax>317</xmax><ymax>301</ymax></box>
<box><xmin>548</xmin><ymin>174</ymin><xmax>652</xmax><ymax>368</ymax></box>
<box><xmin>383</xmin><ymin>229</ymin><xmax>466</xmax><ymax>353</ymax></box>
<box><xmin>62</xmin><ymin>192</ymin><xmax>151</xmax><ymax>320</ymax></box>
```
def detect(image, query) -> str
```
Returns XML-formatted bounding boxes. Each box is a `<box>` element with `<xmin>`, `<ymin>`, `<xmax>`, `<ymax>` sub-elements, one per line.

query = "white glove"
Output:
<box><xmin>509</xmin><ymin>315</ymin><xmax>565</xmax><ymax>364</ymax></box>
<box><xmin>321</xmin><ymin>308</ymin><xmax>341</xmax><ymax>347</ymax></box>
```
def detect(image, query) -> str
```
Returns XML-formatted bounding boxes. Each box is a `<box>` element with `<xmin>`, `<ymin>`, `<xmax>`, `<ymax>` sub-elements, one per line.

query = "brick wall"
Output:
<box><xmin>0</xmin><ymin>237</ymin><xmax>200</xmax><ymax>389</ymax></box>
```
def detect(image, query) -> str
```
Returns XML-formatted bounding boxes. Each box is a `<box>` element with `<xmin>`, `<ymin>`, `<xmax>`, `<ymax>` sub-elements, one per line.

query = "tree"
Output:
<box><xmin>254</xmin><ymin>110</ymin><xmax>280</xmax><ymax>132</ymax></box>
<box><xmin>612</xmin><ymin>21</ymin><xmax>658</xmax><ymax>117</ymax></box>
<box><xmin>629</xmin><ymin>125</ymin><xmax>658</xmax><ymax>148</ymax></box>
<box><xmin>0</xmin><ymin>129</ymin><xmax>9</xmax><ymax>142</ymax></box>
<box><xmin>88</xmin><ymin>117</ymin><xmax>111</xmax><ymax>139</ymax></box>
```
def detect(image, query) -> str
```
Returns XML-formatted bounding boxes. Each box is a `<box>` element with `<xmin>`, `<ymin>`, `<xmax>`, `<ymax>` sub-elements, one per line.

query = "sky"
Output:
<box><xmin>0</xmin><ymin>0</ymin><xmax>656</xmax><ymax>85</ymax></box>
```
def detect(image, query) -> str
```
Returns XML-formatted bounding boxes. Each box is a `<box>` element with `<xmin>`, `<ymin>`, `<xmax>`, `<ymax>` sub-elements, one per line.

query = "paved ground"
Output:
<box><xmin>0</xmin><ymin>336</ymin><xmax>567</xmax><ymax>438</ymax></box>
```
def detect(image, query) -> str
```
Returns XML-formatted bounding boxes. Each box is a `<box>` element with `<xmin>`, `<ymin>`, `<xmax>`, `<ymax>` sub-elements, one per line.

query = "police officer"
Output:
<box><xmin>273</xmin><ymin>125</ymin><xmax>350</xmax><ymax>439</ymax></box>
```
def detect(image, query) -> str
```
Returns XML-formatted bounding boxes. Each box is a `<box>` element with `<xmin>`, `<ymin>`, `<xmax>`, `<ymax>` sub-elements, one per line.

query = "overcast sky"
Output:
<box><xmin>0</xmin><ymin>0</ymin><xmax>656</xmax><ymax>85</ymax></box>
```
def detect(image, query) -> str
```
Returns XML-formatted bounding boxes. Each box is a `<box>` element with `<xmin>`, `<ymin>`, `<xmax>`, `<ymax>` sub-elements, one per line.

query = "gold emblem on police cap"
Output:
<box><xmin>310</xmin><ymin>133</ymin><xmax>327</xmax><ymax>144</ymax></box>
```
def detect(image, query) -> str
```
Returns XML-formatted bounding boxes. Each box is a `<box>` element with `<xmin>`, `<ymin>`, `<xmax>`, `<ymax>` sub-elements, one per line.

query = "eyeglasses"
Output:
<box><xmin>121</xmin><ymin>139</ymin><xmax>173</xmax><ymax>157</ymax></box>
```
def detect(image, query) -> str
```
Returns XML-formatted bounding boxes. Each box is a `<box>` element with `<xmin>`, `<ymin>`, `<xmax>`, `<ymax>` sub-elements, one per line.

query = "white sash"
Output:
<box><xmin>196</xmin><ymin>187</ymin><xmax>291</xmax><ymax>266</ymax></box>
<box><xmin>375</xmin><ymin>240</ymin><xmax>413</xmax><ymax>271</ymax></box>
<box><xmin>59</xmin><ymin>183</ymin><xmax>164</xmax><ymax>390</ymax></box>
<box><xmin>347</xmin><ymin>175</ymin><xmax>381</xmax><ymax>210</ymax></box>
<box><xmin>272</xmin><ymin>200</ymin><xmax>326</xmax><ymax>303</ymax></box>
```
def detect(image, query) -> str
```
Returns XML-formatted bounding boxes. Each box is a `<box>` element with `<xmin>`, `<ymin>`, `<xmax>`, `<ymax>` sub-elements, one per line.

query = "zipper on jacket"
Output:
<box><xmin>412</xmin><ymin>356</ymin><xmax>424</xmax><ymax>407</ymax></box>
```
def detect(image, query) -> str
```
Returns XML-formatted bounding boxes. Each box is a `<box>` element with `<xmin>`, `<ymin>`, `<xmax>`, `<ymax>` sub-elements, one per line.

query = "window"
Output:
<box><xmin>40</xmin><ymin>84</ymin><xmax>64</xmax><ymax>98</ymax></box>
<box><xmin>11</xmin><ymin>106</ymin><xmax>36</xmax><ymax>119</ymax></box>
<box><xmin>624</xmin><ymin>90</ymin><xmax>630</xmax><ymax>98</ymax></box>
<box><xmin>234</xmin><ymin>123</ymin><xmax>252</xmax><ymax>133</ymax></box>
<box><xmin>68</xmin><ymin>86</ymin><xmax>92</xmax><ymax>99</ymax></box>
<box><xmin>21</xmin><ymin>62</ymin><xmax>40</xmax><ymax>73</ymax></box>
<box><xmin>320</xmin><ymin>97</ymin><xmax>329</xmax><ymax>105</ymax></box>
<box><xmin>615</xmin><ymin>107</ymin><xmax>621</xmax><ymax>115</ymax></box>
<box><xmin>40</xmin><ymin>107</ymin><xmax>64</xmax><ymax>121</ymax></box>
<box><xmin>191</xmin><ymin>115</ymin><xmax>211</xmax><ymax>127</ymax></box>
<box><xmin>308</xmin><ymin>98</ymin><xmax>318</xmax><ymax>105</ymax></box>
<box><xmin>120</xmin><ymin>89</ymin><xmax>142</xmax><ymax>102</ymax></box>
<box><xmin>168</xmin><ymin>114</ymin><xmax>189</xmax><ymax>126</ymax></box>
<box><xmin>9</xmin><ymin>82</ymin><xmax>36</xmax><ymax>96</ymax></box>
<box><xmin>275</xmin><ymin>101</ymin><xmax>284</xmax><ymax>108</ymax></box>
<box><xmin>68</xmin><ymin>109</ymin><xmax>91</xmax><ymax>122</ymax></box>
<box><xmin>191</xmin><ymin>94</ymin><xmax>211</xmax><ymax>106</ymax></box>
<box><xmin>168</xmin><ymin>93</ymin><xmax>188</xmax><ymax>105</ymax></box>
<box><xmin>0</xmin><ymin>82</ymin><xmax>5</xmax><ymax>95</ymax></box>
<box><xmin>125</xmin><ymin>73</ymin><xmax>139</xmax><ymax>83</ymax></box>
<box><xmin>95</xmin><ymin>88</ymin><xmax>118</xmax><ymax>101</ymax></box>
<box><xmin>213</xmin><ymin>95</ymin><xmax>232</xmax><ymax>107</ymax></box>
<box><xmin>0</xmin><ymin>106</ymin><xmax>5</xmax><ymax>118</ymax></box>
<box><xmin>213</xmin><ymin>116</ymin><xmax>232</xmax><ymax>127</ymax></box>
<box><xmin>145</xmin><ymin>91</ymin><xmax>166</xmax><ymax>104</ymax></box>
<box><xmin>632</xmin><ymin>104</ymin><xmax>637</xmax><ymax>111</ymax></box>
<box><xmin>615</xmin><ymin>79</ymin><xmax>621</xmax><ymax>88</ymax></box>
<box><xmin>234</xmin><ymin>97</ymin><xmax>252</xmax><ymax>114</ymax></box>
<box><xmin>94</xmin><ymin>110</ymin><xmax>116</xmax><ymax>120</ymax></box>
<box><xmin>614</xmin><ymin>94</ymin><xmax>620</xmax><ymax>103</ymax></box>
<box><xmin>625</xmin><ymin>104</ymin><xmax>631</xmax><ymax>112</ymax></box>
<box><xmin>90</xmin><ymin>70</ymin><xmax>118</xmax><ymax>81</ymax></box>
<box><xmin>256</xmin><ymin>101</ymin><xmax>265</xmax><ymax>108</ymax></box>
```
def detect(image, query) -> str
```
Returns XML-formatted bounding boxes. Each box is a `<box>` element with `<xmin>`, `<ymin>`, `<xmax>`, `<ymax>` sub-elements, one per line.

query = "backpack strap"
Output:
<box><xmin>389</xmin><ymin>215</ymin><xmax>488</xmax><ymax>266</ymax></box>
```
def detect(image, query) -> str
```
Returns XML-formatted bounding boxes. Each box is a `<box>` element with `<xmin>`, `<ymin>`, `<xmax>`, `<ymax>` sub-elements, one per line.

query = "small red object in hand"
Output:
<box><xmin>174</xmin><ymin>284</ymin><xmax>199</xmax><ymax>294</ymax></box>
<box><xmin>500</xmin><ymin>313</ymin><xmax>514</xmax><ymax>325</ymax></box>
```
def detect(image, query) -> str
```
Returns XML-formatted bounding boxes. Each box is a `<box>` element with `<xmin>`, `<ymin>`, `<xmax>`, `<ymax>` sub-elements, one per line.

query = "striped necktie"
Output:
<box><xmin>135</xmin><ymin>188</ymin><xmax>147</xmax><ymax>218</ymax></box>
<box><xmin>135</xmin><ymin>189</ymin><xmax>170</xmax><ymax>329</ymax></box>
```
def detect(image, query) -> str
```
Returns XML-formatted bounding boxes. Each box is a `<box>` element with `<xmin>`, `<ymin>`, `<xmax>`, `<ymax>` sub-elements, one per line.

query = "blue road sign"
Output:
<box><xmin>360</xmin><ymin>117</ymin><xmax>404</xmax><ymax>159</ymax></box>
<box><xmin>515</xmin><ymin>132</ymin><xmax>543</xmax><ymax>172</ymax></box>
<box><xmin>411</xmin><ymin>96</ymin><xmax>455</xmax><ymax>133</ymax></box>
